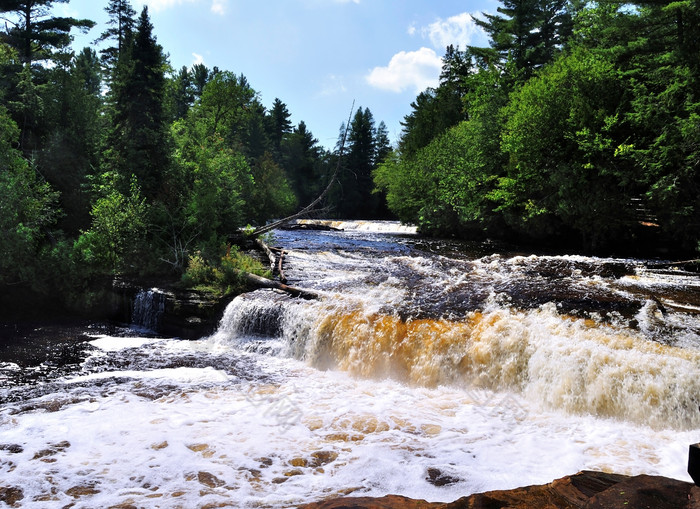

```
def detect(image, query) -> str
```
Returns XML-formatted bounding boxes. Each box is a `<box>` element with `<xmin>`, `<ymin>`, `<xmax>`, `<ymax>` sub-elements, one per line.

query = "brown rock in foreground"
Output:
<box><xmin>297</xmin><ymin>470</ymin><xmax>700</xmax><ymax>509</ymax></box>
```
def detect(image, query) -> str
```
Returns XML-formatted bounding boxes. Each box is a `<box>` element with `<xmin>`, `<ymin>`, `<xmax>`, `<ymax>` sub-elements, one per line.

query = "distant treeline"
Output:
<box><xmin>0</xmin><ymin>0</ymin><xmax>391</xmax><ymax>306</ymax></box>
<box><xmin>375</xmin><ymin>1</ymin><xmax>700</xmax><ymax>254</ymax></box>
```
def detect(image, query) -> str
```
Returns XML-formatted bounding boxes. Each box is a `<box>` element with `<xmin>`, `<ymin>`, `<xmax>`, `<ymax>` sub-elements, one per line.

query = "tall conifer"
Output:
<box><xmin>106</xmin><ymin>6</ymin><xmax>170</xmax><ymax>200</ymax></box>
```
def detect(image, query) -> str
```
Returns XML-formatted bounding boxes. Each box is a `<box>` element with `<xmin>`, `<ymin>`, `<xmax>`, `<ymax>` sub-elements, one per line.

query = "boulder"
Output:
<box><xmin>297</xmin><ymin>471</ymin><xmax>700</xmax><ymax>509</ymax></box>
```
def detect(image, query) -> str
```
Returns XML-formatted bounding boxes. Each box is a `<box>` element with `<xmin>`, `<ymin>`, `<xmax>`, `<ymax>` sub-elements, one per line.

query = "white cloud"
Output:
<box><xmin>211</xmin><ymin>0</ymin><xmax>227</xmax><ymax>15</ymax></box>
<box><xmin>192</xmin><ymin>52</ymin><xmax>204</xmax><ymax>65</ymax></box>
<box><xmin>421</xmin><ymin>12</ymin><xmax>485</xmax><ymax>50</ymax></box>
<box><xmin>366</xmin><ymin>47</ymin><xmax>442</xmax><ymax>94</ymax></box>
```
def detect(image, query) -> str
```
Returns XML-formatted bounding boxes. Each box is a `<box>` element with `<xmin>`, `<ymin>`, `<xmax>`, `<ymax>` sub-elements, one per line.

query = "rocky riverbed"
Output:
<box><xmin>298</xmin><ymin>470</ymin><xmax>699</xmax><ymax>508</ymax></box>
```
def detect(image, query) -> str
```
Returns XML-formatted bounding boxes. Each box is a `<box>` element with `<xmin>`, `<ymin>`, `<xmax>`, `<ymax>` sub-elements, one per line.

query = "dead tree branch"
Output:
<box><xmin>250</xmin><ymin>101</ymin><xmax>355</xmax><ymax>237</ymax></box>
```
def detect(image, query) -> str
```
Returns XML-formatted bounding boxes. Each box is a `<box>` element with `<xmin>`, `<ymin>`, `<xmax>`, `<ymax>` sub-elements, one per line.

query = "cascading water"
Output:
<box><xmin>131</xmin><ymin>288</ymin><xmax>166</xmax><ymax>332</ymax></box>
<box><xmin>212</xmin><ymin>248</ymin><xmax>700</xmax><ymax>430</ymax></box>
<box><xmin>2</xmin><ymin>221</ymin><xmax>700</xmax><ymax>508</ymax></box>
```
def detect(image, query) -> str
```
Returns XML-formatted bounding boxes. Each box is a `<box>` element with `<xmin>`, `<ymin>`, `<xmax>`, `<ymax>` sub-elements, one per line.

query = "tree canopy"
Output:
<box><xmin>377</xmin><ymin>0</ymin><xmax>700</xmax><ymax>254</ymax></box>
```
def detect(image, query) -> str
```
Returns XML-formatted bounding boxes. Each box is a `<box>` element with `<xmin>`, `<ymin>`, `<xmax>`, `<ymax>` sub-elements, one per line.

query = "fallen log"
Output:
<box><xmin>243</xmin><ymin>272</ymin><xmax>318</xmax><ymax>300</ymax></box>
<box><xmin>255</xmin><ymin>238</ymin><xmax>277</xmax><ymax>272</ymax></box>
<box><xmin>255</xmin><ymin>238</ymin><xmax>288</xmax><ymax>283</ymax></box>
<box><xmin>647</xmin><ymin>259</ymin><xmax>700</xmax><ymax>272</ymax></box>
<box><xmin>276</xmin><ymin>249</ymin><xmax>287</xmax><ymax>284</ymax></box>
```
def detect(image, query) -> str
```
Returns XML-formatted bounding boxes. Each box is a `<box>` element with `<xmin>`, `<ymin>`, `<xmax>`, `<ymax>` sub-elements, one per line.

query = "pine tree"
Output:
<box><xmin>39</xmin><ymin>47</ymin><xmax>103</xmax><ymax>233</ymax></box>
<box><xmin>266</xmin><ymin>98</ymin><xmax>292</xmax><ymax>153</ymax></box>
<box><xmin>472</xmin><ymin>0</ymin><xmax>573</xmax><ymax>77</ymax></box>
<box><xmin>106</xmin><ymin>6</ymin><xmax>170</xmax><ymax>201</ymax></box>
<box><xmin>334</xmin><ymin>107</ymin><xmax>378</xmax><ymax>218</ymax></box>
<box><xmin>374</xmin><ymin>121</ymin><xmax>392</xmax><ymax>165</ymax></box>
<box><xmin>169</xmin><ymin>65</ymin><xmax>194</xmax><ymax>121</ymax></box>
<box><xmin>282</xmin><ymin>120</ymin><xmax>322</xmax><ymax>205</ymax></box>
<box><xmin>191</xmin><ymin>63</ymin><xmax>210</xmax><ymax>98</ymax></box>
<box><xmin>0</xmin><ymin>0</ymin><xmax>94</xmax><ymax>67</ymax></box>
<box><xmin>95</xmin><ymin>0</ymin><xmax>137</xmax><ymax>72</ymax></box>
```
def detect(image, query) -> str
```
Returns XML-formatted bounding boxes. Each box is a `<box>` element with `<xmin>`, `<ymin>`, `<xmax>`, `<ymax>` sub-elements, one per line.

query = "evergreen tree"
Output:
<box><xmin>39</xmin><ymin>47</ymin><xmax>103</xmax><ymax>233</ymax></box>
<box><xmin>282</xmin><ymin>120</ymin><xmax>323</xmax><ymax>205</ymax></box>
<box><xmin>168</xmin><ymin>65</ymin><xmax>194</xmax><ymax>121</ymax></box>
<box><xmin>242</xmin><ymin>99</ymin><xmax>270</xmax><ymax>160</ymax></box>
<box><xmin>399</xmin><ymin>85</ymin><xmax>464</xmax><ymax>158</ymax></box>
<box><xmin>0</xmin><ymin>0</ymin><xmax>94</xmax><ymax>67</ymax></box>
<box><xmin>334</xmin><ymin>107</ymin><xmax>377</xmax><ymax>218</ymax></box>
<box><xmin>265</xmin><ymin>97</ymin><xmax>292</xmax><ymax>154</ymax></box>
<box><xmin>471</xmin><ymin>0</ymin><xmax>574</xmax><ymax>77</ymax></box>
<box><xmin>105</xmin><ymin>6</ymin><xmax>170</xmax><ymax>201</ymax></box>
<box><xmin>95</xmin><ymin>0</ymin><xmax>136</xmax><ymax>72</ymax></box>
<box><xmin>191</xmin><ymin>62</ymin><xmax>210</xmax><ymax>98</ymax></box>
<box><xmin>374</xmin><ymin>120</ymin><xmax>391</xmax><ymax>165</ymax></box>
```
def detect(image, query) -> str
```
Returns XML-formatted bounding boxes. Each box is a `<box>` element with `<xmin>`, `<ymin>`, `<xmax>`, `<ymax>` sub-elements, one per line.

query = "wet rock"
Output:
<box><xmin>299</xmin><ymin>494</ymin><xmax>434</xmax><ymax>508</ymax></box>
<box><xmin>585</xmin><ymin>474</ymin><xmax>699</xmax><ymax>509</ymax></box>
<box><xmin>256</xmin><ymin>456</ymin><xmax>274</xmax><ymax>467</ymax></box>
<box><xmin>425</xmin><ymin>468</ymin><xmax>461</xmax><ymax>487</ymax></box>
<box><xmin>32</xmin><ymin>440</ymin><xmax>70</xmax><ymax>460</ymax></box>
<box><xmin>0</xmin><ymin>487</ymin><xmax>24</xmax><ymax>506</ymax></box>
<box><xmin>310</xmin><ymin>451</ymin><xmax>339</xmax><ymax>467</ymax></box>
<box><xmin>0</xmin><ymin>444</ymin><xmax>23</xmax><ymax>454</ymax></box>
<box><xmin>297</xmin><ymin>470</ymin><xmax>700</xmax><ymax>508</ymax></box>
<box><xmin>197</xmin><ymin>471</ymin><xmax>225</xmax><ymax>489</ymax></box>
<box><xmin>66</xmin><ymin>483</ymin><xmax>100</xmax><ymax>498</ymax></box>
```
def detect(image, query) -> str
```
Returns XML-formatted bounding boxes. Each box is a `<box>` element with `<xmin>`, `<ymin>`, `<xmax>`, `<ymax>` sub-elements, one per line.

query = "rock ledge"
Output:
<box><xmin>298</xmin><ymin>470</ymin><xmax>699</xmax><ymax>509</ymax></box>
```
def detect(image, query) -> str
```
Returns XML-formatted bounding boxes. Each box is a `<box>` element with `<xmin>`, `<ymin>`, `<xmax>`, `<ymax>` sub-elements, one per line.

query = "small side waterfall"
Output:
<box><xmin>131</xmin><ymin>288</ymin><xmax>166</xmax><ymax>332</ymax></box>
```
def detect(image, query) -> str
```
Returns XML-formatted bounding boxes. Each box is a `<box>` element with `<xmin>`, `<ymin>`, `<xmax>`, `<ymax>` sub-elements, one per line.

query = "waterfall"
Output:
<box><xmin>131</xmin><ymin>288</ymin><xmax>166</xmax><ymax>332</ymax></box>
<box><xmin>296</xmin><ymin>219</ymin><xmax>418</xmax><ymax>234</ymax></box>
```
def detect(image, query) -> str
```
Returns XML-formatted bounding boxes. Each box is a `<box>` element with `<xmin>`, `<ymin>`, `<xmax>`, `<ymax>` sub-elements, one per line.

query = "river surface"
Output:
<box><xmin>2</xmin><ymin>220</ymin><xmax>700</xmax><ymax>508</ymax></box>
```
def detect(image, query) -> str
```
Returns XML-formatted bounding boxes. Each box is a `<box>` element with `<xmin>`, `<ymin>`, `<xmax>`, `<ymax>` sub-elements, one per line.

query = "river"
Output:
<box><xmin>1</xmin><ymin>220</ymin><xmax>700</xmax><ymax>508</ymax></box>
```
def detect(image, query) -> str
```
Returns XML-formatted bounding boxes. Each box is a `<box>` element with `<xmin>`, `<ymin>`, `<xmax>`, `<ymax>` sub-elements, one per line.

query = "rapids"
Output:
<box><xmin>1</xmin><ymin>220</ymin><xmax>700</xmax><ymax>508</ymax></box>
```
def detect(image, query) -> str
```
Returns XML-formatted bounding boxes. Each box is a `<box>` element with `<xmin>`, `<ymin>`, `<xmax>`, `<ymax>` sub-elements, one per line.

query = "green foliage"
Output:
<box><xmin>0</xmin><ymin>0</ymin><xmax>95</xmax><ymax>66</ymax></box>
<box><xmin>75</xmin><ymin>175</ymin><xmax>148</xmax><ymax>274</ymax></box>
<box><xmin>38</xmin><ymin>48</ymin><xmax>103</xmax><ymax>234</ymax></box>
<box><xmin>375</xmin><ymin>116</ymin><xmax>501</xmax><ymax>235</ymax></box>
<box><xmin>497</xmin><ymin>47</ymin><xmax>631</xmax><ymax>247</ymax></box>
<box><xmin>181</xmin><ymin>247</ymin><xmax>270</xmax><ymax>297</ymax></box>
<box><xmin>0</xmin><ymin>105</ymin><xmax>59</xmax><ymax>288</ymax></box>
<box><xmin>104</xmin><ymin>6</ymin><xmax>171</xmax><ymax>201</ymax></box>
<box><xmin>248</xmin><ymin>151</ymin><xmax>297</xmax><ymax>224</ymax></box>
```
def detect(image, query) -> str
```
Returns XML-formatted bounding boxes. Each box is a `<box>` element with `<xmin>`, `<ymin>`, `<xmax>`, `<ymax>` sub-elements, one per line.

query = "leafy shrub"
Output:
<box><xmin>181</xmin><ymin>246</ymin><xmax>270</xmax><ymax>296</ymax></box>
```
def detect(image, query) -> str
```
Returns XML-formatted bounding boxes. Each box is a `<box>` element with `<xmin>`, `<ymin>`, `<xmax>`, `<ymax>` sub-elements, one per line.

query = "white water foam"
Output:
<box><xmin>0</xmin><ymin>335</ymin><xmax>694</xmax><ymax>508</ymax></box>
<box><xmin>296</xmin><ymin>219</ymin><xmax>418</xmax><ymax>234</ymax></box>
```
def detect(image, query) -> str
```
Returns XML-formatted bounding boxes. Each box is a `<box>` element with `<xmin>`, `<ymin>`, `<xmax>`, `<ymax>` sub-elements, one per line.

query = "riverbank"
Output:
<box><xmin>298</xmin><ymin>470</ymin><xmax>698</xmax><ymax>508</ymax></box>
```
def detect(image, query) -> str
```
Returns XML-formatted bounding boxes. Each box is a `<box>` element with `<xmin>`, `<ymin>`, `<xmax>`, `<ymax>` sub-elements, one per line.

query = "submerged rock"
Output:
<box><xmin>297</xmin><ymin>471</ymin><xmax>699</xmax><ymax>508</ymax></box>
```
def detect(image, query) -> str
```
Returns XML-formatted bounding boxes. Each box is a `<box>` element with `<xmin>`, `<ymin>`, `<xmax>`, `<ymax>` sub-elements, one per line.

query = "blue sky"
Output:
<box><xmin>62</xmin><ymin>0</ymin><xmax>497</xmax><ymax>149</ymax></box>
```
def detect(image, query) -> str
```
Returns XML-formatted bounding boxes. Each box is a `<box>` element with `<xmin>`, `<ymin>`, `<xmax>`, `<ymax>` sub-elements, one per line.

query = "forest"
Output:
<box><xmin>1</xmin><ymin>0</ymin><xmax>699</xmax><ymax>313</ymax></box>
<box><xmin>375</xmin><ymin>0</ymin><xmax>700</xmax><ymax>254</ymax></box>
<box><xmin>0</xmin><ymin>0</ymin><xmax>391</xmax><ymax>311</ymax></box>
